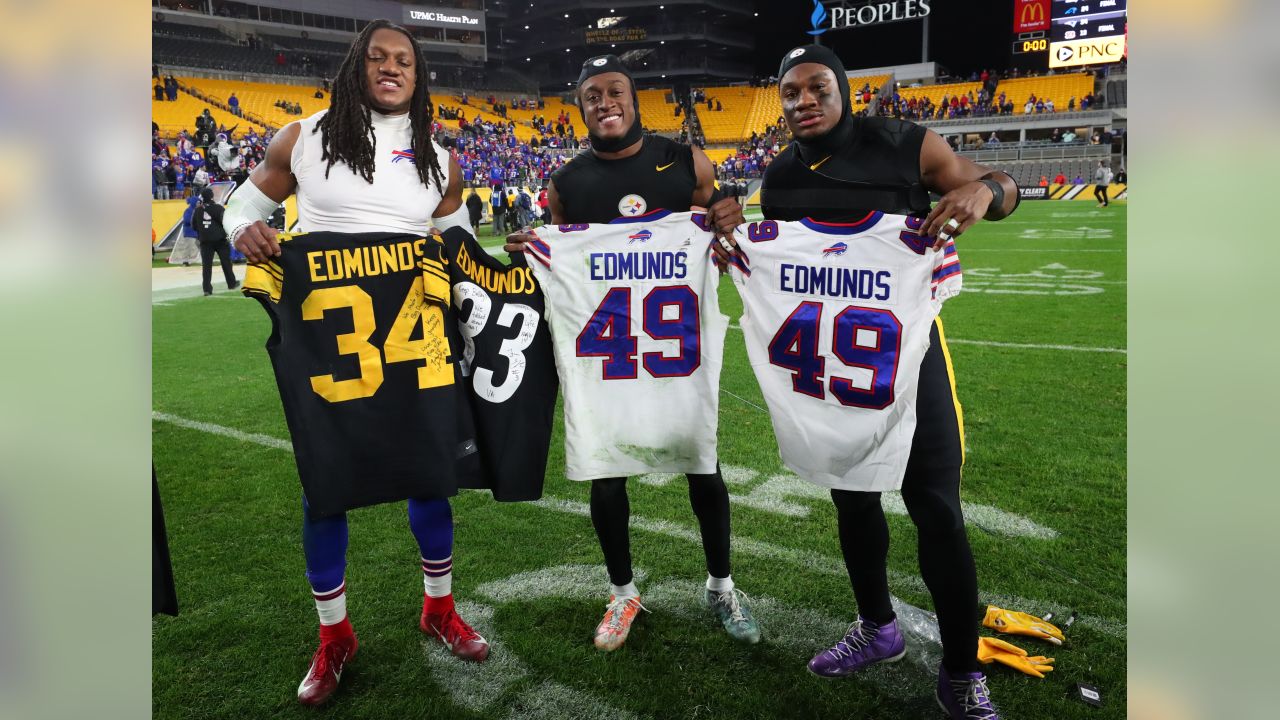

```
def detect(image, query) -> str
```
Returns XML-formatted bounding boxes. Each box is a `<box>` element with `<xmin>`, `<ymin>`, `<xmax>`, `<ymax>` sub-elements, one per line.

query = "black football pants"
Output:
<box><xmin>590</xmin><ymin>466</ymin><xmax>732</xmax><ymax>588</ymax></box>
<box><xmin>831</xmin><ymin>319</ymin><xmax>980</xmax><ymax>673</ymax></box>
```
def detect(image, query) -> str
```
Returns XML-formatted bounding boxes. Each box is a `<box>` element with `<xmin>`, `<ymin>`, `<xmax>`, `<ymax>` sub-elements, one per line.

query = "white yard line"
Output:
<box><xmin>152</xmin><ymin>411</ymin><xmax>292</xmax><ymax>451</ymax></box>
<box><xmin>152</xmin><ymin>412</ymin><xmax>1126</xmax><ymax>638</ymax></box>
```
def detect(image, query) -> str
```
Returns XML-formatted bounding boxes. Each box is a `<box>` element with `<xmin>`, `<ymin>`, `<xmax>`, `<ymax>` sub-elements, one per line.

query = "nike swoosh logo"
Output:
<box><xmin>809</xmin><ymin>156</ymin><xmax>831</xmax><ymax>171</ymax></box>
<box><xmin>656</xmin><ymin>162</ymin><xmax>675</xmax><ymax>172</ymax></box>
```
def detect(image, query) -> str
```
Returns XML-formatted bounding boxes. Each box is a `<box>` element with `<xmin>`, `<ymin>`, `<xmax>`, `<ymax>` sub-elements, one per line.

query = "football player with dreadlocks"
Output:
<box><xmin>228</xmin><ymin>20</ymin><xmax>486</xmax><ymax>707</ymax></box>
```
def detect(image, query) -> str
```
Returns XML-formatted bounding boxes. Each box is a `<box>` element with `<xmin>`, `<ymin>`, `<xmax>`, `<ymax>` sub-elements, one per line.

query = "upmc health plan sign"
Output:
<box><xmin>402</xmin><ymin>5</ymin><xmax>486</xmax><ymax>32</ymax></box>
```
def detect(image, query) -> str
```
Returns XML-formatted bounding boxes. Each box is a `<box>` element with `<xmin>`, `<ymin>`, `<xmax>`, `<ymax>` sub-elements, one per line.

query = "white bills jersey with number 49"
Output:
<box><xmin>525</xmin><ymin>210</ymin><xmax>727</xmax><ymax>481</ymax></box>
<box><xmin>727</xmin><ymin>212</ymin><xmax>962</xmax><ymax>491</ymax></box>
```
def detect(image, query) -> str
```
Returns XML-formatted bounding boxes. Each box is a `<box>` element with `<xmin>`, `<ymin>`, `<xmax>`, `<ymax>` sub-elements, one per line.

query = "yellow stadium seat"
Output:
<box><xmin>702</xmin><ymin>148</ymin><xmax>736</xmax><ymax>165</ymax></box>
<box><xmin>894</xmin><ymin>80</ymin><xmax>984</xmax><ymax>116</ymax></box>
<box><xmin>995</xmin><ymin>73</ymin><xmax>1095</xmax><ymax>114</ymax></box>
<box><xmin>696</xmin><ymin>86</ymin><xmax>759</xmax><ymax>144</ymax></box>
<box><xmin>634</xmin><ymin>89</ymin><xmax>683</xmax><ymax>132</ymax></box>
<box><xmin>178</xmin><ymin>77</ymin><xmax>326</xmax><ymax>131</ymax></box>
<box><xmin>152</xmin><ymin>79</ymin><xmax>268</xmax><ymax>138</ymax></box>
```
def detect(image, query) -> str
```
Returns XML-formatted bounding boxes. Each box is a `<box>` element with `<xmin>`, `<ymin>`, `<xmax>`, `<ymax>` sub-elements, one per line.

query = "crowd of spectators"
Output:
<box><xmin>274</xmin><ymin>98</ymin><xmax>304</xmax><ymax>115</ymax></box>
<box><xmin>716</xmin><ymin>119</ymin><xmax>788</xmax><ymax>180</ymax></box>
<box><xmin>152</xmin><ymin>116</ymin><xmax>269</xmax><ymax>200</ymax></box>
<box><xmin>153</xmin><ymin>73</ymin><xmax>180</xmax><ymax>101</ymax></box>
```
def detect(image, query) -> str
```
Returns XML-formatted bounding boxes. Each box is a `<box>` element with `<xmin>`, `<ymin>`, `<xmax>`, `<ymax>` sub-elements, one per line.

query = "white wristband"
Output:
<box><xmin>222</xmin><ymin>179</ymin><xmax>281</xmax><ymax>240</ymax></box>
<box><xmin>431</xmin><ymin>204</ymin><xmax>476</xmax><ymax>241</ymax></box>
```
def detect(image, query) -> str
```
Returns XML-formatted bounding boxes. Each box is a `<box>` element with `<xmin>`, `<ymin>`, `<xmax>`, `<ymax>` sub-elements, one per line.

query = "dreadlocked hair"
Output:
<box><xmin>314</xmin><ymin>20</ymin><xmax>445</xmax><ymax>191</ymax></box>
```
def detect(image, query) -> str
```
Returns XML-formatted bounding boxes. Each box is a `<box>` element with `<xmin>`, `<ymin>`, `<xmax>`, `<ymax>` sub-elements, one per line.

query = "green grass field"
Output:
<box><xmin>152</xmin><ymin>201</ymin><xmax>1126</xmax><ymax>719</ymax></box>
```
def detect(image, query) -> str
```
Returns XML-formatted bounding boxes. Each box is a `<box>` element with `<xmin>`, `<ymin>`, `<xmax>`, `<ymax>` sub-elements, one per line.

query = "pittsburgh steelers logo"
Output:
<box><xmin>618</xmin><ymin>194</ymin><xmax>647</xmax><ymax>217</ymax></box>
<box><xmin>591</xmin><ymin>58</ymin><xmax>608</xmax><ymax>67</ymax></box>
<box><xmin>788</xmin><ymin>48</ymin><xmax>806</xmax><ymax>59</ymax></box>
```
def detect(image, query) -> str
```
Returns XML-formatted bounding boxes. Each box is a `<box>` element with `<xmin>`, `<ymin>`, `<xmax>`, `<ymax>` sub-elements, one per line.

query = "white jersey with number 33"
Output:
<box><xmin>728</xmin><ymin>212</ymin><xmax>962</xmax><ymax>491</ymax></box>
<box><xmin>526</xmin><ymin>210</ymin><xmax>727</xmax><ymax>481</ymax></box>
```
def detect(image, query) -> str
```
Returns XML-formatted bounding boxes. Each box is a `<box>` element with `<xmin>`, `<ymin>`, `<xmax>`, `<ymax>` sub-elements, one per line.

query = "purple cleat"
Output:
<box><xmin>807</xmin><ymin>615</ymin><xmax>906</xmax><ymax>678</ymax></box>
<box><xmin>936</xmin><ymin>666</ymin><xmax>1000</xmax><ymax>719</ymax></box>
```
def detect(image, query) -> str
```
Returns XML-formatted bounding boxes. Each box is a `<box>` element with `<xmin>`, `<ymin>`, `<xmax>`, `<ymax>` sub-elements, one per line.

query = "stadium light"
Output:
<box><xmin>565</xmin><ymin>48</ymin><xmax>570</xmax><ymax>52</ymax></box>
<box><xmin>526</xmin><ymin>57</ymin><xmax>531</xmax><ymax>61</ymax></box>
<box><xmin>524</xmin><ymin>25</ymin><xmax>529</xmax><ymax>29</ymax></box>
<box><xmin>660</xmin><ymin>40</ymin><xmax>665</xmax><ymax>44</ymax></box>
<box><xmin>563</xmin><ymin>13</ymin><xmax>569</xmax><ymax>17</ymax></box>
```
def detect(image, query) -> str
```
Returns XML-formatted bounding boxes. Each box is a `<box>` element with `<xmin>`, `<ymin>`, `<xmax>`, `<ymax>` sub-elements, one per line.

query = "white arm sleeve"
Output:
<box><xmin>223</xmin><ymin>179</ymin><xmax>283</xmax><ymax>241</ymax></box>
<box><xmin>431</xmin><ymin>204</ymin><xmax>476</xmax><ymax>241</ymax></box>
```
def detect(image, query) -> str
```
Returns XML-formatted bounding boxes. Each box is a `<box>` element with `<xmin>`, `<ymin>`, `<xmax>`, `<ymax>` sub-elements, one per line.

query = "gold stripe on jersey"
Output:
<box><xmin>243</xmin><ymin>262</ymin><xmax>283</xmax><ymax>302</ymax></box>
<box><xmin>934</xmin><ymin>316</ymin><xmax>965</xmax><ymax>468</ymax></box>
<box><xmin>421</xmin><ymin>238</ymin><xmax>450</xmax><ymax>302</ymax></box>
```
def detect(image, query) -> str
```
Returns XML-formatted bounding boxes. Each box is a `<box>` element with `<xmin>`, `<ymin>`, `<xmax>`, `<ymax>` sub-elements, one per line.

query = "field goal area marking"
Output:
<box><xmin>152</xmin><ymin>411</ymin><xmax>1125</xmax><ymax>641</ymax></box>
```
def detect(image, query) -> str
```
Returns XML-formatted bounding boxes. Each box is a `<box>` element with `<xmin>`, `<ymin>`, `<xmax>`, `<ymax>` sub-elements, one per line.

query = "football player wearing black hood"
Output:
<box><xmin>761</xmin><ymin>44</ymin><xmax>1020</xmax><ymax>720</ymax></box>
<box><xmin>503</xmin><ymin>55</ymin><xmax>758</xmax><ymax>653</ymax></box>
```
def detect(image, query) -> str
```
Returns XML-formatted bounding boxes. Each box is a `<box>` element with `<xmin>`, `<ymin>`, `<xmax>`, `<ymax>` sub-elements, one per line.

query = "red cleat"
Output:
<box><xmin>296</xmin><ymin>632</ymin><xmax>358</xmax><ymax>707</ymax></box>
<box><xmin>421</xmin><ymin>594</ymin><xmax>489</xmax><ymax>662</ymax></box>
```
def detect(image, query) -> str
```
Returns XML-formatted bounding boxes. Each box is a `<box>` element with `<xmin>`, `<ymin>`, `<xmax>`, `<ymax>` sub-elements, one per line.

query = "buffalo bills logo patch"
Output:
<box><xmin>391</xmin><ymin>149</ymin><xmax>415</xmax><ymax>164</ymax></box>
<box><xmin>822</xmin><ymin>241</ymin><xmax>847</xmax><ymax>257</ymax></box>
<box><xmin>627</xmin><ymin>229</ymin><xmax>653</xmax><ymax>244</ymax></box>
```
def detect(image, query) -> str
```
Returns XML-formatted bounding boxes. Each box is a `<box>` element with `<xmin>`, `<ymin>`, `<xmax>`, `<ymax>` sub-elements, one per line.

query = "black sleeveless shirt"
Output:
<box><xmin>760</xmin><ymin>116</ymin><xmax>930</xmax><ymax>222</ymax></box>
<box><xmin>551</xmin><ymin>135</ymin><xmax>697</xmax><ymax>224</ymax></box>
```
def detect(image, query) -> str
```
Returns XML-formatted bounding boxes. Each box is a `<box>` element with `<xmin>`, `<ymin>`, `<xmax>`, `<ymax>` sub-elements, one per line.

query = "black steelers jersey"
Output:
<box><xmin>441</xmin><ymin>228</ymin><xmax>556</xmax><ymax>501</ymax></box>
<box><xmin>551</xmin><ymin>135</ymin><xmax>697</xmax><ymax>223</ymax></box>
<box><xmin>243</xmin><ymin>231</ymin><xmax>472</xmax><ymax>519</ymax></box>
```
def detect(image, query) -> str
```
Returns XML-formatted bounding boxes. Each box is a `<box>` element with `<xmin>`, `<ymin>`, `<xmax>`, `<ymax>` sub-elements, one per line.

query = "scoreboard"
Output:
<box><xmin>1010</xmin><ymin>0</ymin><xmax>1126</xmax><ymax>69</ymax></box>
<box><xmin>1048</xmin><ymin>0</ymin><xmax>1126</xmax><ymax>68</ymax></box>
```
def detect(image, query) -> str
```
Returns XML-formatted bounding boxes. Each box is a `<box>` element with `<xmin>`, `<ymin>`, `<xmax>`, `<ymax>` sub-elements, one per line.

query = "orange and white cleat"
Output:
<box><xmin>593</xmin><ymin>594</ymin><xmax>647</xmax><ymax>651</ymax></box>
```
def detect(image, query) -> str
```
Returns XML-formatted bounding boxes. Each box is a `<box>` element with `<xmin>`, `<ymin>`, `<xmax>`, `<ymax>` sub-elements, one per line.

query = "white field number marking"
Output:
<box><xmin>963</xmin><ymin>262</ymin><xmax>1109</xmax><ymax>295</ymax></box>
<box><xmin>1018</xmin><ymin>227</ymin><xmax>1113</xmax><ymax>240</ymax></box>
<box><xmin>639</xmin><ymin>465</ymin><xmax>1058</xmax><ymax>539</ymax></box>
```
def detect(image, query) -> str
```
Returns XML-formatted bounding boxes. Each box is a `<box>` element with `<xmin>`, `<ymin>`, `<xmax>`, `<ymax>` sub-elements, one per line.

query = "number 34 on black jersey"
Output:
<box><xmin>243</xmin><ymin>231</ymin><xmax>470</xmax><ymax>519</ymax></box>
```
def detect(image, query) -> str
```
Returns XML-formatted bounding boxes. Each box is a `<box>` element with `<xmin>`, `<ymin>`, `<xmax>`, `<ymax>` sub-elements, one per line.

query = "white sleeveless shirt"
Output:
<box><xmin>291</xmin><ymin>109</ymin><xmax>447</xmax><ymax>234</ymax></box>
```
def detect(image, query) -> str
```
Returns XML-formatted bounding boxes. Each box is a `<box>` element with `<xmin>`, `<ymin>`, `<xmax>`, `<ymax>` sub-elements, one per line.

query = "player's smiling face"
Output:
<box><xmin>780</xmin><ymin>63</ymin><xmax>842</xmax><ymax>141</ymax></box>
<box><xmin>364</xmin><ymin>28</ymin><xmax>416</xmax><ymax>115</ymax></box>
<box><xmin>579</xmin><ymin>73</ymin><xmax>634</xmax><ymax>139</ymax></box>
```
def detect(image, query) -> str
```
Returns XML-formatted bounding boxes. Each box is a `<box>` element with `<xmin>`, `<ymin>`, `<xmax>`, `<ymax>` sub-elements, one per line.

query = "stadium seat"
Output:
<box><xmin>996</xmin><ymin>73</ymin><xmax>1095</xmax><ymax>114</ymax></box>
<box><xmin>634</xmin><ymin>89</ymin><xmax>683</xmax><ymax>133</ymax></box>
<box><xmin>696</xmin><ymin>86</ymin><xmax>758</xmax><ymax>144</ymax></box>
<box><xmin>152</xmin><ymin>79</ymin><xmax>268</xmax><ymax>138</ymax></box>
<box><xmin>179</xmin><ymin>77</ymin><xmax>326</xmax><ymax>130</ymax></box>
<box><xmin>894</xmin><ymin>80</ymin><xmax>984</xmax><ymax>116</ymax></box>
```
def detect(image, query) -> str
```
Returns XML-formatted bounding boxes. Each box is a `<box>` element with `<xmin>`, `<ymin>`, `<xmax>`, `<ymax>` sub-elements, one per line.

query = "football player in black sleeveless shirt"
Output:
<box><xmin>761</xmin><ymin>45</ymin><xmax>1025</xmax><ymax>720</ymax></box>
<box><xmin>504</xmin><ymin>55</ymin><xmax>759</xmax><ymax>651</ymax></box>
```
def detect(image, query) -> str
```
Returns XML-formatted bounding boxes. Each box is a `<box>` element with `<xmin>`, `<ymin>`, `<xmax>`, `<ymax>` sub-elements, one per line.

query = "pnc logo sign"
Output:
<box><xmin>1049</xmin><ymin>38</ymin><xmax>1123</xmax><ymax>68</ymax></box>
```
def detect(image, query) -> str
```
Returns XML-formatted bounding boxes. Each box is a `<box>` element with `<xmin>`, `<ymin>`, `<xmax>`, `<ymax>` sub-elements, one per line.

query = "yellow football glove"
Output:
<box><xmin>983</xmin><ymin>605</ymin><xmax>1065</xmax><ymax>645</ymax></box>
<box><xmin>977</xmin><ymin>637</ymin><xmax>1055</xmax><ymax>678</ymax></box>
